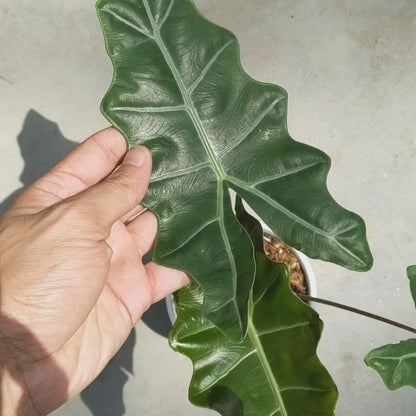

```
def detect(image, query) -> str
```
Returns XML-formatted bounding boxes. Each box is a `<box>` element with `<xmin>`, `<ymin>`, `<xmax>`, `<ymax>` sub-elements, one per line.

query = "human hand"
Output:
<box><xmin>0</xmin><ymin>127</ymin><xmax>190</xmax><ymax>415</ymax></box>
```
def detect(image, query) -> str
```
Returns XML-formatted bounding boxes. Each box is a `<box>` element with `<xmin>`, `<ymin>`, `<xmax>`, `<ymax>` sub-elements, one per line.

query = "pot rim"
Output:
<box><xmin>165</xmin><ymin>224</ymin><xmax>318</xmax><ymax>324</ymax></box>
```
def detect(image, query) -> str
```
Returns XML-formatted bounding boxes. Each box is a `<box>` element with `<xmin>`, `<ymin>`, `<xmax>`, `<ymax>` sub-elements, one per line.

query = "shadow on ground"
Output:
<box><xmin>0</xmin><ymin>109</ymin><xmax>78</xmax><ymax>214</ymax></box>
<box><xmin>80</xmin><ymin>330</ymin><xmax>137</xmax><ymax>416</ymax></box>
<box><xmin>1</xmin><ymin>109</ymin><xmax>173</xmax><ymax>415</ymax></box>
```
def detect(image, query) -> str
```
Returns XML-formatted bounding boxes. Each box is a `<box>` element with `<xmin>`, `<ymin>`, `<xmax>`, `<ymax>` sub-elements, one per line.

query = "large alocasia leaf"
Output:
<box><xmin>365</xmin><ymin>265</ymin><xmax>416</xmax><ymax>390</ymax></box>
<box><xmin>96</xmin><ymin>0</ymin><xmax>372</xmax><ymax>337</ymax></box>
<box><xmin>169</xmin><ymin>198</ymin><xmax>338</xmax><ymax>415</ymax></box>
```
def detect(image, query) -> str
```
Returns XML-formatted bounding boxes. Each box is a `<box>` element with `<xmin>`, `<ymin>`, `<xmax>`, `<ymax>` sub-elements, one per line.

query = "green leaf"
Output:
<box><xmin>234</xmin><ymin>196</ymin><xmax>264</xmax><ymax>252</ymax></box>
<box><xmin>169</xmin><ymin>202</ymin><xmax>338</xmax><ymax>416</ymax></box>
<box><xmin>365</xmin><ymin>339</ymin><xmax>416</xmax><ymax>390</ymax></box>
<box><xmin>365</xmin><ymin>266</ymin><xmax>416</xmax><ymax>390</ymax></box>
<box><xmin>407</xmin><ymin>265</ymin><xmax>416</xmax><ymax>308</ymax></box>
<box><xmin>96</xmin><ymin>0</ymin><xmax>373</xmax><ymax>337</ymax></box>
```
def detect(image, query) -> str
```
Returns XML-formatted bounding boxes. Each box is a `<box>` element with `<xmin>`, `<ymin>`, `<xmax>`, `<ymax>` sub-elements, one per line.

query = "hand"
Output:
<box><xmin>0</xmin><ymin>127</ymin><xmax>190</xmax><ymax>415</ymax></box>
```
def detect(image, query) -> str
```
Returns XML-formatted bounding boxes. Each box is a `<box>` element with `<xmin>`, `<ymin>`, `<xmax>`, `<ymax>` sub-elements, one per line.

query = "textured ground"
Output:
<box><xmin>1</xmin><ymin>1</ymin><xmax>416</xmax><ymax>414</ymax></box>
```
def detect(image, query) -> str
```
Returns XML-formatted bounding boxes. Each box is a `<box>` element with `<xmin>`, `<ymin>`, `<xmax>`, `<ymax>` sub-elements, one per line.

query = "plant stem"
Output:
<box><xmin>298</xmin><ymin>294</ymin><xmax>416</xmax><ymax>335</ymax></box>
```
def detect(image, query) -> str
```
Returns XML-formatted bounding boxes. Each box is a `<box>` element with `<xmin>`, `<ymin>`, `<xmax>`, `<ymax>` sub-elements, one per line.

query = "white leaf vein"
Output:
<box><xmin>157</xmin><ymin>0</ymin><xmax>175</xmax><ymax>30</ymax></box>
<box><xmin>158</xmin><ymin>218</ymin><xmax>217</xmax><ymax>260</ymax></box>
<box><xmin>188</xmin><ymin>39</ymin><xmax>235</xmax><ymax>94</ymax></box>
<box><xmin>279</xmin><ymin>385</ymin><xmax>334</xmax><ymax>393</ymax></box>
<box><xmin>151</xmin><ymin>161</ymin><xmax>211</xmax><ymax>183</ymax></box>
<box><xmin>108</xmin><ymin>105</ymin><xmax>186</xmax><ymax>113</ymax></box>
<box><xmin>218</xmin><ymin>97</ymin><xmax>282</xmax><ymax>159</ymax></box>
<box><xmin>257</xmin><ymin>321</ymin><xmax>310</xmax><ymax>337</ymax></box>
<box><xmin>249</xmin><ymin>161</ymin><xmax>322</xmax><ymax>187</ymax></box>
<box><xmin>102</xmin><ymin>8</ymin><xmax>153</xmax><ymax>39</ymax></box>
<box><xmin>215</xmin><ymin>180</ymin><xmax>242</xmax><ymax>331</ymax></box>
<box><xmin>199</xmin><ymin>349</ymin><xmax>256</xmax><ymax>393</ymax></box>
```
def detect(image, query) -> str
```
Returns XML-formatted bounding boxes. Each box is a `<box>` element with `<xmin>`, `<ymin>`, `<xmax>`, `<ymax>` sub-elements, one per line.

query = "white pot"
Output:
<box><xmin>166</xmin><ymin>292</ymin><xmax>178</xmax><ymax>326</ymax></box>
<box><xmin>165</xmin><ymin>226</ymin><xmax>317</xmax><ymax>325</ymax></box>
<box><xmin>262</xmin><ymin>224</ymin><xmax>317</xmax><ymax>299</ymax></box>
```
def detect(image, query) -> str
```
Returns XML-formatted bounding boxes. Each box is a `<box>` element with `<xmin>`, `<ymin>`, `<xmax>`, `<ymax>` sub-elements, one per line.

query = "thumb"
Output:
<box><xmin>68</xmin><ymin>146</ymin><xmax>152</xmax><ymax>235</ymax></box>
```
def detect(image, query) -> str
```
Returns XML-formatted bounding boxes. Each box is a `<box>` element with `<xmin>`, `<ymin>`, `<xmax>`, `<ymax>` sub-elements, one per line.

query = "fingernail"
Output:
<box><xmin>123</xmin><ymin>146</ymin><xmax>150</xmax><ymax>168</ymax></box>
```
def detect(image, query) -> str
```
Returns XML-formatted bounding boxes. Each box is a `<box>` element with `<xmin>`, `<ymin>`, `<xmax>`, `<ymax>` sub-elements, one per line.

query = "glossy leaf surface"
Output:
<box><xmin>97</xmin><ymin>0</ymin><xmax>372</xmax><ymax>337</ymax></box>
<box><xmin>365</xmin><ymin>339</ymin><xmax>416</xmax><ymax>390</ymax></box>
<box><xmin>169</xmin><ymin>199</ymin><xmax>338</xmax><ymax>415</ymax></box>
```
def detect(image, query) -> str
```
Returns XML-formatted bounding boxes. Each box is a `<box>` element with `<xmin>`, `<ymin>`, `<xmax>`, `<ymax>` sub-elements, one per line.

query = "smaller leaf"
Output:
<box><xmin>365</xmin><ymin>339</ymin><xmax>416</xmax><ymax>390</ymax></box>
<box><xmin>234</xmin><ymin>195</ymin><xmax>263</xmax><ymax>252</ymax></box>
<box><xmin>407</xmin><ymin>265</ymin><xmax>416</xmax><ymax>308</ymax></box>
<box><xmin>170</xmin><ymin>201</ymin><xmax>338</xmax><ymax>416</ymax></box>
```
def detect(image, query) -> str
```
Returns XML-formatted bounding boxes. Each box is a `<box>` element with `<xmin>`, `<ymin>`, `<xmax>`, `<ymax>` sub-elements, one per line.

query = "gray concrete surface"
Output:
<box><xmin>1</xmin><ymin>0</ymin><xmax>416</xmax><ymax>415</ymax></box>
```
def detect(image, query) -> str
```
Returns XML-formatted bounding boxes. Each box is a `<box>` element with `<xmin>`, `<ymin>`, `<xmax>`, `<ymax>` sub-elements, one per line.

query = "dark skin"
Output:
<box><xmin>0</xmin><ymin>128</ymin><xmax>190</xmax><ymax>415</ymax></box>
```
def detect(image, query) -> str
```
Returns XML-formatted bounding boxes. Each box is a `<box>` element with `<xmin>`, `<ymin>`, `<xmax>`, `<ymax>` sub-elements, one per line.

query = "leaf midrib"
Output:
<box><xmin>228</xmin><ymin>177</ymin><xmax>367</xmax><ymax>267</ymax></box>
<box><xmin>373</xmin><ymin>352</ymin><xmax>416</xmax><ymax>361</ymax></box>
<box><xmin>173</xmin><ymin>292</ymin><xmax>327</xmax><ymax>414</ymax></box>
<box><xmin>142</xmin><ymin>0</ymin><xmax>226</xmax><ymax>180</ymax></box>
<box><xmin>247</xmin><ymin>317</ymin><xmax>286</xmax><ymax>416</ymax></box>
<box><xmin>143</xmin><ymin>0</ymin><xmax>243</xmax><ymax>328</ymax></box>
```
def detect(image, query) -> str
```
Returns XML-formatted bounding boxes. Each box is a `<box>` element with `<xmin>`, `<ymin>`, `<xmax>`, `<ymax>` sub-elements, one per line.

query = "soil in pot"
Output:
<box><xmin>263</xmin><ymin>232</ymin><xmax>308</xmax><ymax>295</ymax></box>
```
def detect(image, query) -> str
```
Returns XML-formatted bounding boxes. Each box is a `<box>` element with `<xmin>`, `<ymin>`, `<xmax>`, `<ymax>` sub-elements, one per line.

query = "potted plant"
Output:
<box><xmin>166</xmin><ymin>220</ymin><xmax>318</xmax><ymax>324</ymax></box>
<box><xmin>95</xmin><ymin>0</ymin><xmax>378</xmax><ymax>414</ymax></box>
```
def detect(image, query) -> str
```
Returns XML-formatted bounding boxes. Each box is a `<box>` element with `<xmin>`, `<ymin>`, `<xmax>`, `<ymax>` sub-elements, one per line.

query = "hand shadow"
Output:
<box><xmin>80</xmin><ymin>330</ymin><xmax>136</xmax><ymax>416</ymax></box>
<box><xmin>0</xmin><ymin>109</ymin><xmax>78</xmax><ymax>214</ymax></box>
<box><xmin>1</xmin><ymin>109</ymin><xmax>173</xmax><ymax>416</ymax></box>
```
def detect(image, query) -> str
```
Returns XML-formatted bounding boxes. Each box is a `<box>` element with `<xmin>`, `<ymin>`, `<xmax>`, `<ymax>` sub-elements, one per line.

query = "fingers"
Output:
<box><xmin>126</xmin><ymin>210</ymin><xmax>158</xmax><ymax>255</ymax></box>
<box><xmin>145</xmin><ymin>262</ymin><xmax>192</xmax><ymax>304</ymax></box>
<box><xmin>14</xmin><ymin>127</ymin><xmax>128</xmax><ymax>210</ymax></box>
<box><xmin>127</xmin><ymin>211</ymin><xmax>191</xmax><ymax>307</ymax></box>
<box><xmin>71</xmin><ymin>146</ymin><xmax>152</xmax><ymax>236</ymax></box>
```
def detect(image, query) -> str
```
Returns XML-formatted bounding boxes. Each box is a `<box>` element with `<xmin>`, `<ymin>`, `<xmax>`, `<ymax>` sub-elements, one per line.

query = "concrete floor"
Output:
<box><xmin>1</xmin><ymin>0</ymin><xmax>416</xmax><ymax>414</ymax></box>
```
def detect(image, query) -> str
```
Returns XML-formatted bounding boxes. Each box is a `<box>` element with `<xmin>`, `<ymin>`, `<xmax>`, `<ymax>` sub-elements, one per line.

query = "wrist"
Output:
<box><xmin>0</xmin><ymin>318</ymin><xmax>67</xmax><ymax>416</ymax></box>
<box><xmin>0</xmin><ymin>321</ymin><xmax>38</xmax><ymax>416</ymax></box>
<box><xmin>1</xmin><ymin>363</ymin><xmax>36</xmax><ymax>416</ymax></box>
